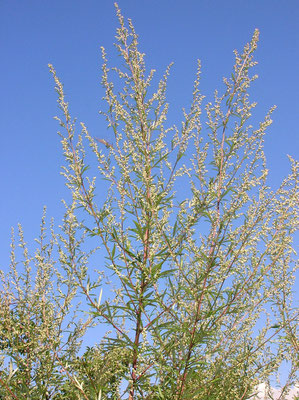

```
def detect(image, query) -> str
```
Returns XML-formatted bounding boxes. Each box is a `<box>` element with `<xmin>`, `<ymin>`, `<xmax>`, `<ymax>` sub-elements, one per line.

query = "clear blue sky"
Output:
<box><xmin>0</xmin><ymin>1</ymin><xmax>298</xmax><ymax>270</ymax></box>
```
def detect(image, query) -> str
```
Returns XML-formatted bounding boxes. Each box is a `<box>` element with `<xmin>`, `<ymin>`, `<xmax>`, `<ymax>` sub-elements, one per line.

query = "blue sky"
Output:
<box><xmin>0</xmin><ymin>0</ymin><xmax>298</xmax><ymax>260</ymax></box>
